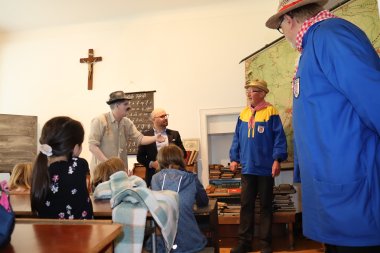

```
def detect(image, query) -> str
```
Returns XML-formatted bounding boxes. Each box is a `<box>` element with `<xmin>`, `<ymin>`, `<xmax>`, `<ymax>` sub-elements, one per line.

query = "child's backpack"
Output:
<box><xmin>0</xmin><ymin>180</ymin><xmax>15</xmax><ymax>248</ymax></box>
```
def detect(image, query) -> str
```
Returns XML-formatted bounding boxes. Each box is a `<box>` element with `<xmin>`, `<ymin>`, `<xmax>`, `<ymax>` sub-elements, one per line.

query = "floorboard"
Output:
<box><xmin>219</xmin><ymin>235</ymin><xmax>325</xmax><ymax>253</ymax></box>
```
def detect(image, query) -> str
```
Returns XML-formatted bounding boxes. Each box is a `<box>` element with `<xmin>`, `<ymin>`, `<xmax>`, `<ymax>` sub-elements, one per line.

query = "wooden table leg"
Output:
<box><xmin>288</xmin><ymin>222</ymin><xmax>294</xmax><ymax>250</ymax></box>
<box><xmin>150</xmin><ymin>220</ymin><xmax>157</xmax><ymax>253</ymax></box>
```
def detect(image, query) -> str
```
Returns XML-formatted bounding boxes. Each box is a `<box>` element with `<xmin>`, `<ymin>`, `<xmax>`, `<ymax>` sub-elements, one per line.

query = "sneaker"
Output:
<box><xmin>230</xmin><ymin>243</ymin><xmax>252</xmax><ymax>253</ymax></box>
<box><xmin>260</xmin><ymin>246</ymin><xmax>273</xmax><ymax>253</ymax></box>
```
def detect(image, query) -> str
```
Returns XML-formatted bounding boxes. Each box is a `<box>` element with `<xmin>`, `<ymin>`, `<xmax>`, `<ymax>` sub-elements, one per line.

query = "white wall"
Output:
<box><xmin>0</xmin><ymin>1</ymin><xmax>281</xmax><ymax>182</ymax></box>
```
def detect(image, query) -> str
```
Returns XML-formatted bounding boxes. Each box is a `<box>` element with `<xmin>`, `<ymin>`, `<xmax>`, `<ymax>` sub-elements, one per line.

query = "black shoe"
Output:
<box><xmin>230</xmin><ymin>243</ymin><xmax>252</xmax><ymax>253</ymax></box>
<box><xmin>260</xmin><ymin>246</ymin><xmax>273</xmax><ymax>253</ymax></box>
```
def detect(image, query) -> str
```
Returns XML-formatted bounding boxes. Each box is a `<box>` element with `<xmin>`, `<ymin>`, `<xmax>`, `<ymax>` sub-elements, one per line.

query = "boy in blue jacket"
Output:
<box><xmin>151</xmin><ymin>144</ymin><xmax>209</xmax><ymax>253</ymax></box>
<box><xmin>229</xmin><ymin>79</ymin><xmax>288</xmax><ymax>253</ymax></box>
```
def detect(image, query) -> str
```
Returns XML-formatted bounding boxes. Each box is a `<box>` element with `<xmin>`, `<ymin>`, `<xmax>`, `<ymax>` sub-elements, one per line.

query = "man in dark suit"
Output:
<box><xmin>137</xmin><ymin>108</ymin><xmax>187</xmax><ymax>187</ymax></box>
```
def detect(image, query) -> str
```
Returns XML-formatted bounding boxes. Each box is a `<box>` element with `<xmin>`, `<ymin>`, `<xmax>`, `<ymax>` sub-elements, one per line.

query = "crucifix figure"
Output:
<box><xmin>80</xmin><ymin>49</ymin><xmax>102</xmax><ymax>90</ymax></box>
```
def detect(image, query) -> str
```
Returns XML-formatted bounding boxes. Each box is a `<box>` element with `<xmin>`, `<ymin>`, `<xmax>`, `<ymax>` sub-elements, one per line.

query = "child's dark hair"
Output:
<box><xmin>31</xmin><ymin>116</ymin><xmax>84</xmax><ymax>214</ymax></box>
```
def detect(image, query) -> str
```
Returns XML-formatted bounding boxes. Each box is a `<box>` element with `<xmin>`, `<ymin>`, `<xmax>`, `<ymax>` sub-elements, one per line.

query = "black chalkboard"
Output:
<box><xmin>125</xmin><ymin>91</ymin><xmax>155</xmax><ymax>154</ymax></box>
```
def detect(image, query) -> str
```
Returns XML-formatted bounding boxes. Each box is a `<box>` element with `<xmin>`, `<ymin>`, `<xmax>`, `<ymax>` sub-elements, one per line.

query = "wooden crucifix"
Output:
<box><xmin>80</xmin><ymin>49</ymin><xmax>102</xmax><ymax>90</ymax></box>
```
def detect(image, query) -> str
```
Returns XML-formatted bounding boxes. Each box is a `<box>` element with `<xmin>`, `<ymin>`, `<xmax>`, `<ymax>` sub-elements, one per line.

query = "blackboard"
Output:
<box><xmin>0</xmin><ymin>114</ymin><xmax>37</xmax><ymax>173</ymax></box>
<box><xmin>126</xmin><ymin>91</ymin><xmax>155</xmax><ymax>154</ymax></box>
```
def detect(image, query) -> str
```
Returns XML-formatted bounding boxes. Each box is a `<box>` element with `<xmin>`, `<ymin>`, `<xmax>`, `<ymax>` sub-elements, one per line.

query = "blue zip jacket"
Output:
<box><xmin>230</xmin><ymin>106</ymin><xmax>288</xmax><ymax>176</ymax></box>
<box><xmin>293</xmin><ymin>18</ymin><xmax>380</xmax><ymax>246</ymax></box>
<box><xmin>151</xmin><ymin>168</ymin><xmax>208</xmax><ymax>253</ymax></box>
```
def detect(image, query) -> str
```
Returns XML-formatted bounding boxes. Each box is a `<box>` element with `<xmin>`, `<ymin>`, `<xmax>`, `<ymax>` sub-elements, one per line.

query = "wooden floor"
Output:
<box><xmin>219</xmin><ymin>235</ymin><xmax>325</xmax><ymax>253</ymax></box>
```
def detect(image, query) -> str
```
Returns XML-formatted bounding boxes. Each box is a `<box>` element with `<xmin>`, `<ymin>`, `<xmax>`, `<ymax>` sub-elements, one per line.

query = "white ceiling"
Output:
<box><xmin>0</xmin><ymin>0</ymin><xmax>346</xmax><ymax>33</ymax></box>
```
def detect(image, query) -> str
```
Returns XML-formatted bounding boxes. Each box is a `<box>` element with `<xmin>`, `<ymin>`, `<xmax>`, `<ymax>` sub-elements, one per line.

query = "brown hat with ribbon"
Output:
<box><xmin>244</xmin><ymin>79</ymin><xmax>269</xmax><ymax>93</ymax></box>
<box><xmin>265</xmin><ymin>0</ymin><xmax>328</xmax><ymax>29</ymax></box>
<box><xmin>106</xmin><ymin>91</ymin><xmax>131</xmax><ymax>105</ymax></box>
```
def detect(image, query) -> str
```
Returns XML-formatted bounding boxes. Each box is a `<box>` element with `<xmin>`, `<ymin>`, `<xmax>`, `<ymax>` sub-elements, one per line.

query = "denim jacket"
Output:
<box><xmin>151</xmin><ymin>168</ymin><xmax>209</xmax><ymax>253</ymax></box>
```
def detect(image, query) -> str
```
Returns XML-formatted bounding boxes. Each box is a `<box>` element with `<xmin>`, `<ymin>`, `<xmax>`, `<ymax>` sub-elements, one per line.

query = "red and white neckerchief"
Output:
<box><xmin>247</xmin><ymin>100</ymin><xmax>272</xmax><ymax>138</ymax></box>
<box><xmin>295</xmin><ymin>10</ymin><xmax>337</xmax><ymax>53</ymax></box>
<box><xmin>292</xmin><ymin>10</ymin><xmax>337</xmax><ymax>93</ymax></box>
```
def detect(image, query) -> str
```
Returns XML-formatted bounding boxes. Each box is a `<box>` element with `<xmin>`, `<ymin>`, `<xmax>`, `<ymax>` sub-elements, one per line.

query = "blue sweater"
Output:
<box><xmin>293</xmin><ymin>18</ymin><xmax>380</xmax><ymax>246</ymax></box>
<box><xmin>230</xmin><ymin>106</ymin><xmax>288</xmax><ymax>176</ymax></box>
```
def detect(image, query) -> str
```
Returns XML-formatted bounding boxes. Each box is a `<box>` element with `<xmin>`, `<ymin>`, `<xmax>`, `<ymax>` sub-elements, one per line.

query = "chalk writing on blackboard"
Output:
<box><xmin>125</xmin><ymin>90</ymin><xmax>155</xmax><ymax>154</ymax></box>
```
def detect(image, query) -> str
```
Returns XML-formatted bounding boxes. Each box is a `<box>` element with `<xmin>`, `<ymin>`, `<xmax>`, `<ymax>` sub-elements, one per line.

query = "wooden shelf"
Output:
<box><xmin>207</xmin><ymin>192</ymin><xmax>241</xmax><ymax>198</ymax></box>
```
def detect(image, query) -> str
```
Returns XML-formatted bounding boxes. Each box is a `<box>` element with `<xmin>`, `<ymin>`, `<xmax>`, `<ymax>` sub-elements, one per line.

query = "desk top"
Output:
<box><xmin>11</xmin><ymin>194</ymin><xmax>217</xmax><ymax>218</ymax></box>
<box><xmin>10</xmin><ymin>194</ymin><xmax>123</xmax><ymax>218</ymax></box>
<box><xmin>2</xmin><ymin>223</ymin><xmax>122</xmax><ymax>253</ymax></box>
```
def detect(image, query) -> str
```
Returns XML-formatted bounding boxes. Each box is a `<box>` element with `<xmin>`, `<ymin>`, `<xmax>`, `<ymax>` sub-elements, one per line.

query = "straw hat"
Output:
<box><xmin>244</xmin><ymin>79</ymin><xmax>269</xmax><ymax>93</ymax></box>
<box><xmin>265</xmin><ymin>0</ymin><xmax>328</xmax><ymax>29</ymax></box>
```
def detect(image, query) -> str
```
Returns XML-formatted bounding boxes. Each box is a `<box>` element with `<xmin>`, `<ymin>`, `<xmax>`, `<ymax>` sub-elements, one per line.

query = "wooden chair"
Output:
<box><xmin>133</xmin><ymin>163</ymin><xmax>146</xmax><ymax>180</ymax></box>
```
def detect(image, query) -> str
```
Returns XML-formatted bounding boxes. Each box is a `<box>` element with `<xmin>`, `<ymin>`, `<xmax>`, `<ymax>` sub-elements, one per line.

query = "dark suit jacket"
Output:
<box><xmin>137</xmin><ymin>128</ymin><xmax>187</xmax><ymax>187</ymax></box>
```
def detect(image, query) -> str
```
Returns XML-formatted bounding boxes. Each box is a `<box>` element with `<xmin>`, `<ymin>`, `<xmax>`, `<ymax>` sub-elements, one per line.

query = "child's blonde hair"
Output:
<box><xmin>92</xmin><ymin>157</ymin><xmax>126</xmax><ymax>190</ymax></box>
<box><xmin>9</xmin><ymin>162</ymin><xmax>33</xmax><ymax>192</ymax></box>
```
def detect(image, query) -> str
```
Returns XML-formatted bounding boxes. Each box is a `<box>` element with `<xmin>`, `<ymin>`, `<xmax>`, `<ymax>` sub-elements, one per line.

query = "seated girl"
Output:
<box><xmin>150</xmin><ymin>144</ymin><xmax>209</xmax><ymax>253</ymax></box>
<box><xmin>91</xmin><ymin>157</ymin><xmax>127</xmax><ymax>192</ymax></box>
<box><xmin>30</xmin><ymin>116</ymin><xmax>93</xmax><ymax>219</ymax></box>
<box><xmin>9</xmin><ymin>162</ymin><xmax>32</xmax><ymax>193</ymax></box>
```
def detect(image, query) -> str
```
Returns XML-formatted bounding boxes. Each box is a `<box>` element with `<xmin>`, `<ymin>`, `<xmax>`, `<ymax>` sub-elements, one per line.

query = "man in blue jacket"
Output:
<box><xmin>266</xmin><ymin>0</ymin><xmax>380</xmax><ymax>252</ymax></box>
<box><xmin>229</xmin><ymin>79</ymin><xmax>288</xmax><ymax>253</ymax></box>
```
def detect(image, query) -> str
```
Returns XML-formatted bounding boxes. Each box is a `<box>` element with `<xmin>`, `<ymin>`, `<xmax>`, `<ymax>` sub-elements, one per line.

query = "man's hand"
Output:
<box><xmin>272</xmin><ymin>160</ymin><xmax>281</xmax><ymax>177</ymax></box>
<box><xmin>156</xmin><ymin>133</ymin><xmax>166</xmax><ymax>143</ymax></box>
<box><xmin>230</xmin><ymin>161</ymin><xmax>238</xmax><ymax>172</ymax></box>
<box><xmin>151</xmin><ymin>161</ymin><xmax>159</xmax><ymax>170</ymax></box>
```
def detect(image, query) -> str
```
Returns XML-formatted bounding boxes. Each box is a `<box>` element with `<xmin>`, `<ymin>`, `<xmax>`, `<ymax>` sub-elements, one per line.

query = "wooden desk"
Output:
<box><xmin>94</xmin><ymin>198</ymin><xmax>218</xmax><ymax>223</ymax></box>
<box><xmin>194</xmin><ymin>199</ymin><xmax>219</xmax><ymax>253</ymax></box>
<box><xmin>10</xmin><ymin>194</ymin><xmax>114</xmax><ymax>218</ymax></box>
<box><xmin>11</xmin><ymin>194</ymin><xmax>219</xmax><ymax>252</ymax></box>
<box><xmin>11</xmin><ymin>194</ymin><xmax>217</xmax><ymax>219</ymax></box>
<box><xmin>271</xmin><ymin>212</ymin><xmax>296</xmax><ymax>250</ymax></box>
<box><xmin>10</xmin><ymin>193</ymin><xmax>32</xmax><ymax>217</ymax></box>
<box><xmin>2</xmin><ymin>223</ymin><xmax>122</xmax><ymax>253</ymax></box>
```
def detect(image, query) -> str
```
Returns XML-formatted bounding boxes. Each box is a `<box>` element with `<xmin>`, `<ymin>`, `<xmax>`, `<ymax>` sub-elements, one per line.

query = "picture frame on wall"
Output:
<box><xmin>183</xmin><ymin>138</ymin><xmax>200</xmax><ymax>151</ymax></box>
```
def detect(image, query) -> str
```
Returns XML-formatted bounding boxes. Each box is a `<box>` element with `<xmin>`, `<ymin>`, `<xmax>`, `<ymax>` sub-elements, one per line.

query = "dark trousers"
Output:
<box><xmin>238</xmin><ymin>174</ymin><xmax>274</xmax><ymax>248</ymax></box>
<box><xmin>145</xmin><ymin>167</ymin><xmax>156</xmax><ymax>188</ymax></box>
<box><xmin>325</xmin><ymin>244</ymin><xmax>380</xmax><ymax>253</ymax></box>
